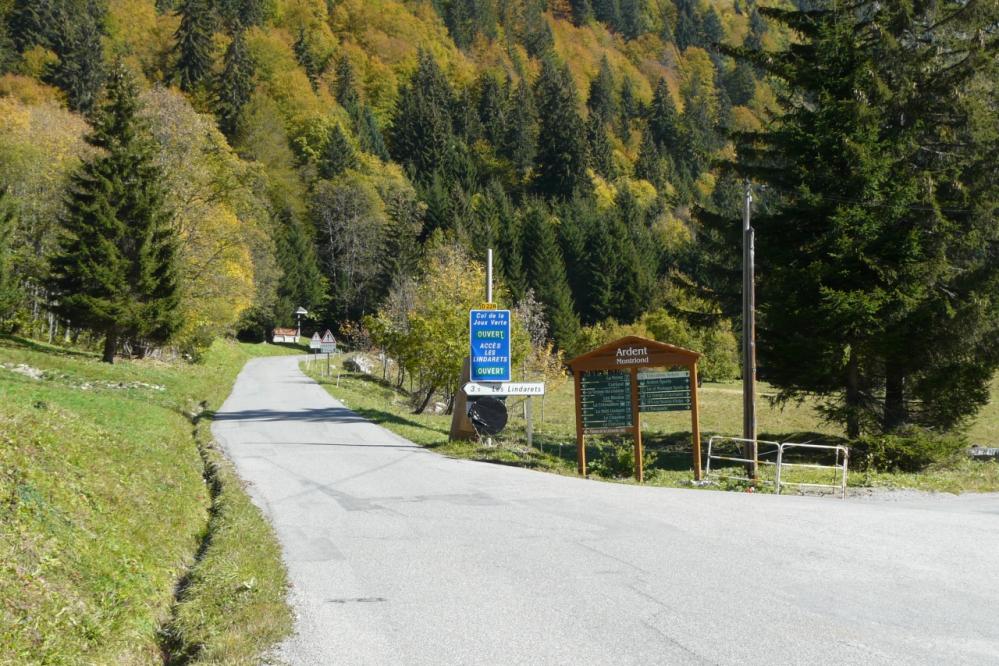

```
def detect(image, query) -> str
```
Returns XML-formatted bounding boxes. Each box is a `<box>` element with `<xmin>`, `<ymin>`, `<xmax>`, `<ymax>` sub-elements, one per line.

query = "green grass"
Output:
<box><xmin>305</xmin><ymin>355</ymin><xmax>999</xmax><ymax>495</ymax></box>
<box><xmin>0</xmin><ymin>336</ymin><xmax>296</xmax><ymax>664</ymax></box>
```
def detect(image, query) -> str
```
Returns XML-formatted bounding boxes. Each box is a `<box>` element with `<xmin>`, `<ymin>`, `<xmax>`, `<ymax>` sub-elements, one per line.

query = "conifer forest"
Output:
<box><xmin>0</xmin><ymin>0</ymin><xmax>996</xmax><ymax>438</ymax></box>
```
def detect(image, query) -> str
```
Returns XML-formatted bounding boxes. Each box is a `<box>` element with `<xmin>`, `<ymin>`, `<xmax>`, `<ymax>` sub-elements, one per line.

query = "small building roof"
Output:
<box><xmin>568</xmin><ymin>335</ymin><xmax>701</xmax><ymax>372</ymax></box>
<box><xmin>273</xmin><ymin>328</ymin><xmax>298</xmax><ymax>336</ymax></box>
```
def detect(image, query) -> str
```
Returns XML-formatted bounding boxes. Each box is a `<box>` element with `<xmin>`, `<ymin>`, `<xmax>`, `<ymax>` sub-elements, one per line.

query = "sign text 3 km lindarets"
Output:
<box><xmin>470</xmin><ymin>309</ymin><xmax>511</xmax><ymax>382</ymax></box>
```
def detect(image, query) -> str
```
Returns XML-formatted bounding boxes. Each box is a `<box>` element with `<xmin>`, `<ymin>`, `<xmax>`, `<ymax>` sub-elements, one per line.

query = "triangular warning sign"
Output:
<box><xmin>311</xmin><ymin>332</ymin><xmax>321</xmax><ymax>341</ymax></box>
<box><xmin>322</xmin><ymin>330</ymin><xmax>336</xmax><ymax>343</ymax></box>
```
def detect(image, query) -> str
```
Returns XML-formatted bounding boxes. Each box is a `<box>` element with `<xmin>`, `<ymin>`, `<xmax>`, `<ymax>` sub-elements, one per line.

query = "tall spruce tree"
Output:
<box><xmin>647</xmin><ymin>78</ymin><xmax>681</xmax><ymax>151</ymax></box>
<box><xmin>10</xmin><ymin>0</ymin><xmax>106</xmax><ymax>113</ymax></box>
<box><xmin>216</xmin><ymin>29</ymin><xmax>254</xmax><ymax>138</ymax></box>
<box><xmin>319</xmin><ymin>124</ymin><xmax>357</xmax><ymax>179</ymax></box>
<box><xmin>587</xmin><ymin>55</ymin><xmax>617</xmax><ymax>126</ymax></box>
<box><xmin>294</xmin><ymin>28</ymin><xmax>322</xmax><ymax>89</ymax></box>
<box><xmin>49</xmin><ymin>65</ymin><xmax>180</xmax><ymax>363</ymax></box>
<box><xmin>698</xmin><ymin>1</ymin><xmax>999</xmax><ymax>436</ymax></box>
<box><xmin>174</xmin><ymin>0</ymin><xmax>215</xmax><ymax>91</ymax></box>
<box><xmin>593</xmin><ymin>0</ymin><xmax>620</xmax><ymax>28</ymax></box>
<box><xmin>533</xmin><ymin>56</ymin><xmax>588</xmax><ymax>198</ymax></box>
<box><xmin>358</xmin><ymin>105</ymin><xmax>390</xmax><ymax>161</ymax></box>
<box><xmin>391</xmin><ymin>50</ymin><xmax>458</xmax><ymax>180</ymax></box>
<box><xmin>521</xmin><ymin>200</ymin><xmax>580</xmax><ymax>348</ymax></box>
<box><xmin>333</xmin><ymin>55</ymin><xmax>360</xmax><ymax>113</ymax></box>
<box><xmin>274</xmin><ymin>210</ymin><xmax>326</xmax><ymax>321</ymax></box>
<box><xmin>504</xmin><ymin>78</ymin><xmax>538</xmax><ymax>179</ymax></box>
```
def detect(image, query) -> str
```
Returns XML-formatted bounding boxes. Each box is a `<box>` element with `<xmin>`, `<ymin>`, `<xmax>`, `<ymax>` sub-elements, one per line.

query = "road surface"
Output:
<box><xmin>213</xmin><ymin>355</ymin><xmax>999</xmax><ymax>665</ymax></box>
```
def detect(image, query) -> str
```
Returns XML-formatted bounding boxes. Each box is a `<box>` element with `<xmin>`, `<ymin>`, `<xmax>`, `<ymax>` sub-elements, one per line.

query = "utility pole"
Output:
<box><xmin>742</xmin><ymin>180</ymin><xmax>758</xmax><ymax>480</ymax></box>
<box><xmin>486</xmin><ymin>248</ymin><xmax>493</xmax><ymax>304</ymax></box>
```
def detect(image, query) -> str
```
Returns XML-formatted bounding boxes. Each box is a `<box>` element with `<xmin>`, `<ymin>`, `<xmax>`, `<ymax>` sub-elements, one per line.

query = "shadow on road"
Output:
<box><xmin>212</xmin><ymin>407</ymin><xmax>369</xmax><ymax>423</ymax></box>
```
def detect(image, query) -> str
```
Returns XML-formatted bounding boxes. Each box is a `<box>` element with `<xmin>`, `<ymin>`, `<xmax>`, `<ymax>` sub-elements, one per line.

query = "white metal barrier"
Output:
<box><xmin>705</xmin><ymin>436</ymin><xmax>849</xmax><ymax>499</ymax></box>
<box><xmin>775</xmin><ymin>442</ymin><xmax>849</xmax><ymax>499</ymax></box>
<box><xmin>705</xmin><ymin>436</ymin><xmax>780</xmax><ymax>483</ymax></box>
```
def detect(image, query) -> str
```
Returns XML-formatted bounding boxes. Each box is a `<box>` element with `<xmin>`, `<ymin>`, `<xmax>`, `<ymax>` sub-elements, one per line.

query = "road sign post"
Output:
<box><xmin>320</xmin><ymin>330</ymin><xmax>337</xmax><ymax>377</ymax></box>
<box><xmin>469</xmin><ymin>309</ymin><xmax>511</xmax><ymax>382</ymax></box>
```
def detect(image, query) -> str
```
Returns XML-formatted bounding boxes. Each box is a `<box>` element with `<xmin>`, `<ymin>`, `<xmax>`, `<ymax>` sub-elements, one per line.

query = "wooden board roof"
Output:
<box><xmin>567</xmin><ymin>335</ymin><xmax>701</xmax><ymax>372</ymax></box>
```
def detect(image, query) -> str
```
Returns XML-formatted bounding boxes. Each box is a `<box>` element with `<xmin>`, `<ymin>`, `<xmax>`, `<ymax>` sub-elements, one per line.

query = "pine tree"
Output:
<box><xmin>445</xmin><ymin>0</ymin><xmax>475</xmax><ymax>49</ymax></box>
<box><xmin>570</xmin><ymin>0</ymin><xmax>594</xmax><ymax>25</ymax></box>
<box><xmin>586</xmin><ymin>114</ymin><xmax>614</xmax><ymax>178</ymax></box>
<box><xmin>618</xmin><ymin>0</ymin><xmax>644</xmax><ymax>40</ymax></box>
<box><xmin>174</xmin><ymin>0</ymin><xmax>215</xmax><ymax>92</ymax></box>
<box><xmin>294</xmin><ymin>28</ymin><xmax>322</xmax><ymax>90</ymax></box>
<box><xmin>647</xmin><ymin>78</ymin><xmax>681</xmax><ymax>151</ymax></box>
<box><xmin>504</xmin><ymin>78</ymin><xmax>538</xmax><ymax>179</ymax></box>
<box><xmin>698</xmin><ymin>1</ymin><xmax>999</xmax><ymax>436</ymax></box>
<box><xmin>587</xmin><ymin>55</ymin><xmax>617</xmax><ymax>126</ymax></box>
<box><xmin>390</xmin><ymin>50</ymin><xmax>458</xmax><ymax>180</ymax></box>
<box><xmin>274</xmin><ymin>210</ymin><xmax>326</xmax><ymax>320</ymax></box>
<box><xmin>491</xmin><ymin>183</ymin><xmax>528</xmax><ymax>300</ymax></box>
<box><xmin>333</xmin><ymin>55</ymin><xmax>360</xmax><ymax>113</ymax></box>
<box><xmin>555</xmin><ymin>195</ymin><xmax>596</xmax><ymax>319</ymax></box>
<box><xmin>48</xmin><ymin>65</ymin><xmax>180</xmax><ymax>363</ymax></box>
<box><xmin>216</xmin><ymin>29</ymin><xmax>254</xmax><ymax>138</ymax></box>
<box><xmin>701</xmin><ymin>7</ymin><xmax>724</xmax><ymax>46</ymax></box>
<box><xmin>521</xmin><ymin>200</ymin><xmax>579</xmax><ymax>348</ymax></box>
<box><xmin>592</xmin><ymin>0</ymin><xmax>620</xmax><ymax>29</ymax></box>
<box><xmin>319</xmin><ymin>124</ymin><xmax>357</xmax><ymax>179</ymax></box>
<box><xmin>723</xmin><ymin>61</ymin><xmax>756</xmax><ymax>106</ymax></box>
<box><xmin>44</xmin><ymin>4</ymin><xmax>106</xmax><ymax>114</ymax></box>
<box><xmin>476</xmin><ymin>72</ymin><xmax>507</xmax><ymax>147</ymax></box>
<box><xmin>674</xmin><ymin>3</ymin><xmax>699</xmax><ymax>51</ymax></box>
<box><xmin>358</xmin><ymin>105</ymin><xmax>389</xmax><ymax>161</ymax></box>
<box><xmin>745</xmin><ymin>7</ymin><xmax>766</xmax><ymax>51</ymax></box>
<box><xmin>11</xmin><ymin>0</ymin><xmax>106</xmax><ymax>113</ymax></box>
<box><xmin>618</xmin><ymin>75</ymin><xmax>639</xmax><ymax>135</ymax></box>
<box><xmin>533</xmin><ymin>56</ymin><xmax>588</xmax><ymax>198</ymax></box>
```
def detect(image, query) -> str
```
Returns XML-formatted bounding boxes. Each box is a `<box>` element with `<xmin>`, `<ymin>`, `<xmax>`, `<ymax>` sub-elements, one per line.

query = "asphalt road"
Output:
<box><xmin>213</xmin><ymin>355</ymin><xmax>999</xmax><ymax>665</ymax></box>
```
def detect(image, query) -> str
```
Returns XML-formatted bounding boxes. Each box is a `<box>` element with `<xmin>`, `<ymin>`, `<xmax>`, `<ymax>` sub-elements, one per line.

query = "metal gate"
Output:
<box><xmin>705</xmin><ymin>436</ymin><xmax>849</xmax><ymax>499</ymax></box>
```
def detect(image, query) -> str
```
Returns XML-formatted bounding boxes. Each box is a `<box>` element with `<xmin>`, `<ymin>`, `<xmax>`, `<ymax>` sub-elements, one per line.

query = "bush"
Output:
<box><xmin>850</xmin><ymin>428</ymin><xmax>967</xmax><ymax>472</ymax></box>
<box><xmin>588</xmin><ymin>441</ymin><xmax>657</xmax><ymax>479</ymax></box>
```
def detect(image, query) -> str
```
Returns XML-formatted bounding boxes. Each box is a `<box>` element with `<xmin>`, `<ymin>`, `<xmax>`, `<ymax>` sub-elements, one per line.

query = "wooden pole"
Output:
<box><xmin>630</xmin><ymin>367</ymin><xmax>643</xmax><ymax>483</ymax></box>
<box><xmin>526</xmin><ymin>397</ymin><xmax>534</xmax><ymax>450</ymax></box>
<box><xmin>742</xmin><ymin>180</ymin><xmax>758</xmax><ymax>479</ymax></box>
<box><xmin>691</xmin><ymin>361</ymin><xmax>703</xmax><ymax>481</ymax></box>
<box><xmin>573</xmin><ymin>370</ymin><xmax>586</xmax><ymax>476</ymax></box>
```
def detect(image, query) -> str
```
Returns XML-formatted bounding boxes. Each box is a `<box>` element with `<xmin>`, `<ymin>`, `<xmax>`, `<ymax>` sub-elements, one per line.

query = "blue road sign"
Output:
<box><xmin>470</xmin><ymin>309</ymin><xmax>511</xmax><ymax>382</ymax></box>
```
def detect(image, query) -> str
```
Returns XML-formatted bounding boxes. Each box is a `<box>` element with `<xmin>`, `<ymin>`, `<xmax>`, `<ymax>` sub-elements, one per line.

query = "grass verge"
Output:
<box><xmin>303</xmin><ymin>355</ymin><xmax>999</xmax><ymax>495</ymax></box>
<box><xmin>0</xmin><ymin>335</ymin><xmax>296</xmax><ymax>664</ymax></box>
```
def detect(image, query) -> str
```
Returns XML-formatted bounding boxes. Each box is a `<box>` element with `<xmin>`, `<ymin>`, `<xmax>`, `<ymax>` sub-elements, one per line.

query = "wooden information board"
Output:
<box><xmin>569</xmin><ymin>336</ymin><xmax>703</xmax><ymax>483</ymax></box>
<box><xmin>638</xmin><ymin>370</ymin><xmax>691</xmax><ymax>412</ymax></box>
<box><xmin>580</xmin><ymin>371</ymin><xmax>632</xmax><ymax>431</ymax></box>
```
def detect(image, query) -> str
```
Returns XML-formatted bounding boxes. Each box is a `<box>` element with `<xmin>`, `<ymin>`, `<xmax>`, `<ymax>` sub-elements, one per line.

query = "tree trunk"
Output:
<box><xmin>102</xmin><ymin>329</ymin><xmax>118</xmax><ymax>364</ymax></box>
<box><xmin>845</xmin><ymin>346</ymin><xmax>861</xmax><ymax>439</ymax></box>
<box><xmin>413</xmin><ymin>385</ymin><xmax>437</xmax><ymax>414</ymax></box>
<box><xmin>883</xmin><ymin>360</ymin><xmax>906</xmax><ymax>433</ymax></box>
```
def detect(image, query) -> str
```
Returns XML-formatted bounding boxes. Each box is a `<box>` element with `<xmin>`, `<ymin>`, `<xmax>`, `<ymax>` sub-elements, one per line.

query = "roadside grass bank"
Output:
<box><xmin>304</xmin><ymin>356</ymin><xmax>999</xmax><ymax>495</ymax></box>
<box><xmin>0</xmin><ymin>336</ymin><xmax>295</xmax><ymax>664</ymax></box>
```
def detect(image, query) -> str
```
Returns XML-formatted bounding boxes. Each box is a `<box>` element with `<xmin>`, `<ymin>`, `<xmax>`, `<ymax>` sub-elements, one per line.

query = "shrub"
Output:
<box><xmin>850</xmin><ymin>428</ymin><xmax>967</xmax><ymax>472</ymax></box>
<box><xmin>588</xmin><ymin>441</ymin><xmax>657</xmax><ymax>479</ymax></box>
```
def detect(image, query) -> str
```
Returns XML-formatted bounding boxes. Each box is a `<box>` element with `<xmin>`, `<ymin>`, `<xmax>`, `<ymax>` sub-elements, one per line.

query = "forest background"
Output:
<box><xmin>0</xmin><ymin>0</ymin><xmax>996</xmax><ymax>440</ymax></box>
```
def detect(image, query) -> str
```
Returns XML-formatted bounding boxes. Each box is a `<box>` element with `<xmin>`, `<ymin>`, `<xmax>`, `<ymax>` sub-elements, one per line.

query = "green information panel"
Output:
<box><xmin>638</xmin><ymin>370</ymin><xmax>691</xmax><ymax>412</ymax></box>
<box><xmin>580</xmin><ymin>371</ymin><xmax>632</xmax><ymax>431</ymax></box>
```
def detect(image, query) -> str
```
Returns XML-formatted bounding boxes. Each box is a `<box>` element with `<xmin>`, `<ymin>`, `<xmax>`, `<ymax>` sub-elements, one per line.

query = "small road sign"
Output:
<box><xmin>309</xmin><ymin>333</ymin><xmax>321</xmax><ymax>350</ymax></box>
<box><xmin>463</xmin><ymin>382</ymin><xmax>545</xmax><ymax>397</ymax></box>
<box><xmin>470</xmin><ymin>309</ymin><xmax>511</xmax><ymax>382</ymax></box>
<box><xmin>321</xmin><ymin>330</ymin><xmax>337</xmax><ymax>354</ymax></box>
